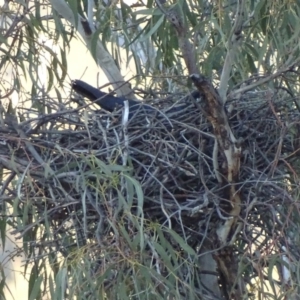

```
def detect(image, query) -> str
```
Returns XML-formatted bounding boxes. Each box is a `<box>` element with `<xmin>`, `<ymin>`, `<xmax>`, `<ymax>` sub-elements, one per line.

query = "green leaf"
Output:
<box><xmin>166</xmin><ymin>228</ymin><xmax>196</xmax><ymax>255</ymax></box>
<box><xmin>123</xmin><ymin>174</ymin><xmax>144</xmax><ymax>214</ymax></box>
<box><xmin>267</xmin><ymin>255</ymin><xmax>279</xmax><ymax>297</ymax></box>
<box><xmin>55</xmin><ymin>267</ymin><xmax>67</xmax><ymax>299</ymax></box>
<box><xmin>60</xmin><ymin>47</ymin><xmax>68</xmax><ymax>82</ymax></box>
<box><xmin>0</xmin><ymin>218</ymin><xmax>6</xmax><ymax>250</ymax></box>
<box><xmin>29</xmin><ymin>270</ymin><xmax>43</xmax><ymax>300</ymax></box>
<box><xmin>0</xmin><ymin>33</ymin><xmax>8</xmax><ymax>45</ymax></box>
<box><xmin>67</xmin><ymin>0</ymin><xmax>79</xmax><ymax>29</ymax></box>
<box><xmin>90</xmin><ymin>25</ymin><xmax>103</xmax><ymax>62</ymax></box>
<box><xmin>246</xmin><ymin>53</ymin><xmax>257</xmax><ymax>73</ymax></box>
<box><xmin>46</xmin><ymin>66</ymin><xmax>54</xmax><ymax>92</ymax></box>
<box><xmin>139</xmin><ymin>14</ymin><xmax>164</xmax><ymax>42</ymax></box>
<box><xmin>49</xmin><ymin>275</ymin><xmax>55</xmax><ymax>299</ymax></box>
<box><xmin>153</xmin><ymin>241</ymin><xmax>175</xmax><ymax>273</ymax></box>
<box><xmin>55</xmin><ymin>87</ymin><xmax>62</xmax><ymax>103</ymax></box>
<box><xmin>134</xmin><ymin>8</ymin><xmax>159</xmax><ymax>16</ymax></box>
<box><xmin>119</xmin><ymin>224</ymin><xmax>134</xmax><ymax>249</ymax></box>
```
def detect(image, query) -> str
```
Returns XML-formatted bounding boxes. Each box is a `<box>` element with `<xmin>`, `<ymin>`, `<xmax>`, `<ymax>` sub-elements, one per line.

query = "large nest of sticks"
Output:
<box><xmin>1</xmin><ymin>86</ymin><xmax>300</xmax><ymax>261</ymax></box>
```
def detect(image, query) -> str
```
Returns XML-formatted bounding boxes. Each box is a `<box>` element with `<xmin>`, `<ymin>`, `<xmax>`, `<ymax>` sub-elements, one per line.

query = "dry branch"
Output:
<box><xmin>1</xmin><ymin>86</ymin><xmax>300</xmax><ymax>298</ymax></box>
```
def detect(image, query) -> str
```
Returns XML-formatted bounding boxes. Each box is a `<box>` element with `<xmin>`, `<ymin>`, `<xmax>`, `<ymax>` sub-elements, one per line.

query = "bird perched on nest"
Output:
<box><xmin>71</xmin><ymin>79</ymin><xmax>202</xmax><ymax>119</ymax></box>
<box><xmin>71</xmin><ymin>80</ymin><xmax>154</xmax><ymax>119</ymax></box>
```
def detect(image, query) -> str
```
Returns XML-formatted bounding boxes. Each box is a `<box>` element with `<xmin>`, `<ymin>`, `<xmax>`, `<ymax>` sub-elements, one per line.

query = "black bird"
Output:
<box><xmin>72</xmin><ymin>80</ymin><xmax>153</xmax><ymax>118</ymax></box>
<box><xmin>72</xmin><ymin>79</ymin><xmax>202</xmax><ymax>118</ymax></box>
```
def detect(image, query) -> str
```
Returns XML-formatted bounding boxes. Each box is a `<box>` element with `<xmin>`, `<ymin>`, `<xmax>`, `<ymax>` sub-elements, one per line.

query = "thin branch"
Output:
<box><xmin>156</xmin><ymin>0</ymin><xmax>198</xmax><ymax>74</ymax></box>
<box><xmin>229</xmin><ymin>61</ymin><xmax>299</xmax><ymax>99</ymax></box>
<box><xmin>218</xmin><ymin>0</ymin><xmax>245</xmax><ymax>103</ymax></box>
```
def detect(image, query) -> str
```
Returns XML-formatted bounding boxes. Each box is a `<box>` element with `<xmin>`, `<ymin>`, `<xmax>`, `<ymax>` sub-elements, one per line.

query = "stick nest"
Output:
<box><xmin>1</xmin><ymin>88</ymin><xmax>300</xmax><ymax>261</ymax></box>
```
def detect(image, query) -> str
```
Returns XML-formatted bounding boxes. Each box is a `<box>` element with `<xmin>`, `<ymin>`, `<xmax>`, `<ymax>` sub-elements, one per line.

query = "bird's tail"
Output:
<box><xmin>71</xmin><ymin>80</ymin><xmax>108</xmax><ymax>101</ymax></box>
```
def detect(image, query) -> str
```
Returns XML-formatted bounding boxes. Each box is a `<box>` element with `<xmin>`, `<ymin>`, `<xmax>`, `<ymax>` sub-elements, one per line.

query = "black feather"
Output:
<box><xmin>71</xmin><ymin>80</ymin><xmax>138</xmax><ymax>113</ymax></box>
<box><xmin>71</xmin><ymin>79</ymin><xmax>202</xmax><ymax>119</ymax></box>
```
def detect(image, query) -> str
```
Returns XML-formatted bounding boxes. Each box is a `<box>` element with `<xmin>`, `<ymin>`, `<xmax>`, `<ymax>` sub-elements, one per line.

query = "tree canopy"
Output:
<box><xmin>1</xmin><ymin>0</ymin><xmax>300</xmax><ymax>299</ymax></box>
